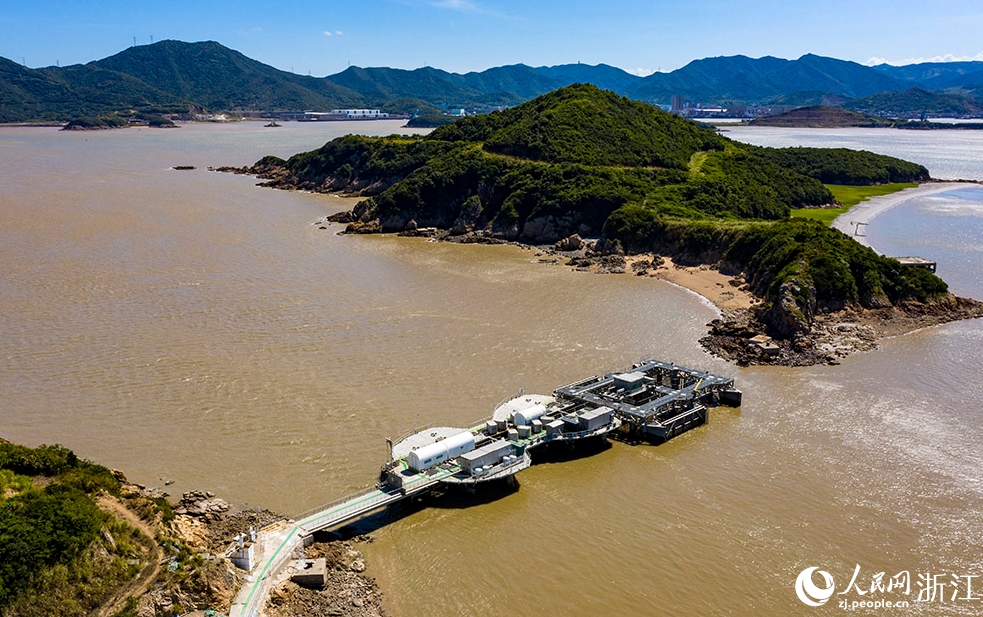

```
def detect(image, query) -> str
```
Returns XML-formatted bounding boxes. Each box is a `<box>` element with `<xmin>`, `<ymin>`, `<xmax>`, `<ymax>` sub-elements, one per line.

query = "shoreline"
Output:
<box><xmin>633</xmin><ymin>255</ymin><xmax>756</xmax><ymax>312</ymax></box>
<box><xmin>831</xmin><ymin>181</ymin><xmax>973</xmax><ymax>248</ymax></box>
<box><xmin>310</xmin><ymin>176</ymin><xmax>983</xmax><ymax>366</ymax></box>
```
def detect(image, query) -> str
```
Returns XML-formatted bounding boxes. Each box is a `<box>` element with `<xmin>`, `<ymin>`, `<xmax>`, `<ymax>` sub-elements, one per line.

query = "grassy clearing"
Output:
<box><xmin>790</xmin><ymin>182</ymin><xmax>918</xmax><ymax>225</ymax></box>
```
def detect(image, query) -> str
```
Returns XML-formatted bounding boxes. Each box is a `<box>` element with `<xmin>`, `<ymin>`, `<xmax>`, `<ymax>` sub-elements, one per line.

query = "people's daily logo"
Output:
<box><xmin>796</xmin><ymin>567</ymin><xmax>836</xmax><ymax>606</ymax></box>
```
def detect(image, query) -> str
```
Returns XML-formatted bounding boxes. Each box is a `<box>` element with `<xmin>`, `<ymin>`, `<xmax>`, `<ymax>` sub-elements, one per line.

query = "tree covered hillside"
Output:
<box><xmin>246</xmin><ymin>84</ymin><xmax>942</xmax><ymax>339</ymax></box>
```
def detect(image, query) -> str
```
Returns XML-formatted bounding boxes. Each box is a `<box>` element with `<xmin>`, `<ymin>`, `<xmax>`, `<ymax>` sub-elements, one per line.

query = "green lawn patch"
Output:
<box><xmin>790</xmin><ymin>182</ymin><xmax>918</xmax><ymax>225</ymax></box>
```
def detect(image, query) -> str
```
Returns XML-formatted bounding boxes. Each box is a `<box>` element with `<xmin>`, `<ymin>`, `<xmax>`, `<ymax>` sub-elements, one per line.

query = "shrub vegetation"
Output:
<box><xmin>0</xmin><ymin>442</ymin><xmax>130</xmax><ymax>612</ymax></box>
<box><xmin>254</xmin><ymin>84</ymin><xmax>947</xmax><ymax>335</ymax></box>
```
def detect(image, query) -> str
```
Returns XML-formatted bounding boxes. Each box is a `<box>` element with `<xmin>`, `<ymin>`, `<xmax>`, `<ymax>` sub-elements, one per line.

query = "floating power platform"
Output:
<box><xmin>379</xmin><ymin>359</ymin><xmax>739</xmax><ymax>492</ymax></box>
<box><xmin>230</xmin><ymin>359</ymin><xmax>740</xmax><ymax>617</ymax></box>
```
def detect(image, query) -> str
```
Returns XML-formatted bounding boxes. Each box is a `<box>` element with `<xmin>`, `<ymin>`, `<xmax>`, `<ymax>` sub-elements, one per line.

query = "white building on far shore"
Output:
<box><xmin>328</xmin><ymin>109</ymin><xmax>389</xmax><ymax>119</ymax></box>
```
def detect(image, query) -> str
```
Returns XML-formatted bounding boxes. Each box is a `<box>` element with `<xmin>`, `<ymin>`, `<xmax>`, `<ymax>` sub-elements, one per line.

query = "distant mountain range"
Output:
<box><xmin>2</xmin><ymin>40</ymin><xmax>982</xmax><ymax>123</ymax></box>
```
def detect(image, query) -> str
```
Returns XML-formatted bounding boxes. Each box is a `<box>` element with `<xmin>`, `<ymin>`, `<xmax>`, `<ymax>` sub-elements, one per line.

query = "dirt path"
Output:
<box><xmin>94</xmin><ymin>495</ymin><xmax>164</xmax><ymax>617</ymax></box>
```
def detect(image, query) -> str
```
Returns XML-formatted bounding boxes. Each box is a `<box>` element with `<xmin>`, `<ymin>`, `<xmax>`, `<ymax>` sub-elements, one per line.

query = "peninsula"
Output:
<box><xmin>224</xmin><ymin>84</ymin><xmax>982</xmax><ymax>365</ymax></box>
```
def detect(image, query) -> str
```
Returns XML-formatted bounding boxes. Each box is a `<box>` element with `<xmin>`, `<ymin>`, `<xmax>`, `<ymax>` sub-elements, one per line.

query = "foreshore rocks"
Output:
<box><xmin>159</xmin><ymin>488</ymin><xmax>386</xmax><ymax>616</ymax></box>
<box><xmin>213</xmin><ymin>162</ymin><xmax>398</xmax><ymax>198</ymax></box>
<box><xmin>218</xmin><ymin>165</ymin><xmax>983</xmax><ymax>368</ymax></box>
<box><xmin>174</xmin><ymin>490</ymin><xmax>230</xmax><ymax>520</ymax></box>
<box><xmin>268</xmin><ymin>538</ymin><xmax>387</xmax><ymax>617</ymax></box>
<box><xmin>701</xmin><ymin>294</ymin><xmax>983</xmax><ymax>366</ymax></box>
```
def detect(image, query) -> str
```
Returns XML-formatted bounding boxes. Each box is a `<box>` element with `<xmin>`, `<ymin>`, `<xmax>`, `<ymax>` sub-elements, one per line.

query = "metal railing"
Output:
<box><xmin>292</xmin><ymin>484</ymin><xmax>386</xmax><ymax>523</ymax></box>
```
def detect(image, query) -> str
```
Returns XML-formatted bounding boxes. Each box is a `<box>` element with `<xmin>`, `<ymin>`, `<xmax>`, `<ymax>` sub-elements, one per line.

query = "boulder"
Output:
<box><xmin>174</xmin><ymin>490</ymin><xmax>230</xmax><ymax>519</ymax></box>
<box><xmin>554</xmin><ymin>234</ymin><xmax>584</xmax><ymax>252</ymax></box>
<box><xmin>591</xmin><ymin>237</ymin><xmax>624</xmax><ymax>256</ymax></box>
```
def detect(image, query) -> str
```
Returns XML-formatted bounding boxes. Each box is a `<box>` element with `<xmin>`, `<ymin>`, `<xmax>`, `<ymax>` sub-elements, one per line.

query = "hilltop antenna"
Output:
<box><xmin>132</xmin><ymin>36</ymin><xmax>136</xmax><ymax>47</ymax></box>
<box><xmin>22</xmin><ymin>57</ymin><xmax>26</xmax><ymax>66</ymax></box>
<box><xmin>151</xmin><ymin>35</ymin><xmax>154</xmax><ymax>43</ymax></box>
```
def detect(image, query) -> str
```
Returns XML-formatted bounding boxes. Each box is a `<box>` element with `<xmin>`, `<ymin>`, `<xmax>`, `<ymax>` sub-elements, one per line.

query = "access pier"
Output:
<box><xmin>229</xmin><ymin>359</ymin><xmax>739</xmax><ymax>617</ymax></box>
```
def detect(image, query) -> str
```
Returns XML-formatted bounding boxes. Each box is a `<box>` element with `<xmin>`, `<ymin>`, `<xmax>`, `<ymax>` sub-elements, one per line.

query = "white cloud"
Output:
<box><xmin>324</xmin><ymin>31</ymin><xmax>332</xmax><ymax>36</ymax></box>
<box><xmin>626</xmin><ymin>67</ymin><xmax>656</xmax><ymax>77</ymax></box>
<box><xmin>325</xmin><ymin>30</ymin><xmax>343</xmax><ymax>37</ymax></box>
<box><xmin>864</xmin><ymin>51</ymin><xmax>983</xmax><ymax>66</ymax></box>
<box><xmin>430</xmin><ymin>0</ymin><xmax>479</xmax><ymax>11</ymax></box>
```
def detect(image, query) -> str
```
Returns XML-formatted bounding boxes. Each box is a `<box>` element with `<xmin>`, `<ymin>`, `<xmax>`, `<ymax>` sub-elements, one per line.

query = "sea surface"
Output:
<box><xmin>2</xmin><ymin>122</ymin><xmax>983</xmax><ymax>615</ymax></box>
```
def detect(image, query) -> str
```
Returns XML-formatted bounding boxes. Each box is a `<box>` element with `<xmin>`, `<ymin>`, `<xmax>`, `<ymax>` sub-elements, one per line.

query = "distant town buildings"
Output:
<box><xmin>667</xmin><ymin>94</ymin><xmax>796</xmax><ymax>120</ymax></box>
<box><xmin>328</xmin><ymin>109</ymin><xmax>389</xmax><ymax>119</ymax></box>
<box><xmin>239</xmin><ymin>109</ymin><xmax>396</xmax><ymax>121</ymax></box>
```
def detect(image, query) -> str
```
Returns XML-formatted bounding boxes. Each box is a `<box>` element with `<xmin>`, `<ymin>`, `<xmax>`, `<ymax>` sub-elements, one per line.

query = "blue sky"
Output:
<box><xmin>3</xmin><ymin>0</ymin><xmax>983</xmax><ymax>76</ymax></box>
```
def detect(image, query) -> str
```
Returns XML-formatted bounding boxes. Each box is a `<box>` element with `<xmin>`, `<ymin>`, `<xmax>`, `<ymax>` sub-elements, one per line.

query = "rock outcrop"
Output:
<box><xmin>173</xmin><ymin>490</ymin><xmax>230</xmax><ymax>520</ymax></box>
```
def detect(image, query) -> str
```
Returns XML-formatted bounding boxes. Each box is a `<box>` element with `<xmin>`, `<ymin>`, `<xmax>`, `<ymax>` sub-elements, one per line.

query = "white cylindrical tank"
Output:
<box><xmin>406</xmin><ymin>431</ymin><xmax>476</xmax><ymax>472</ymax></box>
<box><xmin>513</xmin><ymin>405</ymin><xmax>547</xmax><ymax>427</ymax></box>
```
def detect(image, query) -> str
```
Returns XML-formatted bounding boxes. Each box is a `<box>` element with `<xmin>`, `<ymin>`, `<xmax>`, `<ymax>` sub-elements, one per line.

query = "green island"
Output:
<box><xmin>228</xmin><ymin>84</ymin><xmax>982</xmax><ymax>365</ymax></box>
<box><xmin>749</xmin><ymin>105</ymin><xmax>896</xmax><ymax>128</ymax></box>
<box><xmin>749</xmin><ymin>104</ymin><xmax>983</xmax><ymax>131</ymax></box>
<box><xmin>0</xmin><ymin>439</ymin><xmax>184</xmax><ymax>617</ymax></box>
<box><xmin>61</xmin><ymin>113</ymin><xmax>177</xmax><ymax>131</ymax></box>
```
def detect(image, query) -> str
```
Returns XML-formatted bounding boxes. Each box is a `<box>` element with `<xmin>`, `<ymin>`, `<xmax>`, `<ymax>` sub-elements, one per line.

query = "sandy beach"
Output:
<box><xmin>611</xmin><ymin>183</ymin><xmax>974</xmax><ymax>314</ymax></box>
<box><xmin>831</xmin><ymin>182</ymin><xmax>970</xmax><ymax>249</ymax></box>
<box><xmin>626</xmin><ymin>255</ymin><xmax>756</xmax><ymax>311</ymax></box>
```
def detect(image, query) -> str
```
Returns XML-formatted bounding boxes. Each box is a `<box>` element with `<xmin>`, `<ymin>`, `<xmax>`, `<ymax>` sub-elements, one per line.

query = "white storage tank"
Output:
<box><xmin>513</xmin><ymin>405</ymin><xmax>547</xmax><ymax>427</ymax></box>
<box><xmin>406</xmin><ymin>431</ymin><xmax>476</xmax><ymax>472</ymax></box>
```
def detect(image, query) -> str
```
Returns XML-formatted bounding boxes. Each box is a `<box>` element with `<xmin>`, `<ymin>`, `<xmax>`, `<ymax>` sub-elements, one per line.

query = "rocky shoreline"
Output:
<box><xmin>111</xmin><ymin>475</ymin><xmax>386</xmax><ymax>617</ymax></box>
<box><xmin>700</xmin><ymin>296</ymin><xmax>983</xmax><ymax>366</ymax></box>
<box><xmin>223</xmin><ymin>162</ymin><xmax>983</xmax><ymax>367</ymax></box>
<box><xmin>324</xmin><ymin>216</ymin><xmax>983</xmax><ymax>366</ymax></box>
<box><xmin>365</xmin><ymin>223</ymin><xmax>983</xmax><ymax>366</ymax></box>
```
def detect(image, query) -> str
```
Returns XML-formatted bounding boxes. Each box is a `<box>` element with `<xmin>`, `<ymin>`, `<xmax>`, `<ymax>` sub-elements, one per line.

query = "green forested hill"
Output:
<box><xmin>249</xmin><ymin>84</ymin><xmax>939</xmax><ymax>339</ymax></box>
<box><xmin>843</xmin><ymin>87</ymin><xmax>982</xmax><ymax>117</ymax></box>
<box><xmin>92</xmin><ymin>40</ymin><xmax>361</xmax><ymax>111</ymax></box>
<box><xmin>749</xmin><ymin>105</ymin><xmax>893</xmax><ymax>128</ymax></box>
<box><xmin>0</xmin><ymin>55</ymin><xmax>177</xmax><ymax>122</ymax></box>
<box><xmin>3</xmin><ymin>41</ymin><xmax>982</xmax><ymax>123</ymax></box>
